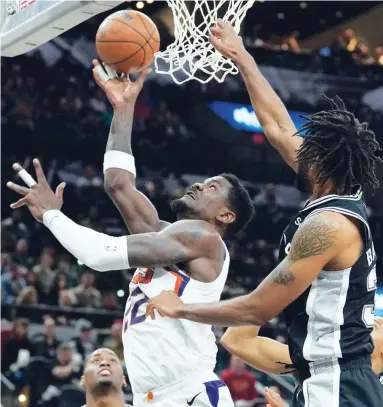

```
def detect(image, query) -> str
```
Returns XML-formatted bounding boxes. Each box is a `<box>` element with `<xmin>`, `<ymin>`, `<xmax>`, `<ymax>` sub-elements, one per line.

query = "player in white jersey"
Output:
<box><xmin>6</xmin><ymin>61</ymin><xmax>254</xmax><ymax>407</ymax></box>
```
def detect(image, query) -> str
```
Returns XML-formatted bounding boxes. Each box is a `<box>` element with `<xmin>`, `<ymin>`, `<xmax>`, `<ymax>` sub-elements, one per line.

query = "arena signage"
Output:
<box><xmin>209</xmin><ymin>101</ymin><xmax>309</xmax><ymax>134</ymax></box>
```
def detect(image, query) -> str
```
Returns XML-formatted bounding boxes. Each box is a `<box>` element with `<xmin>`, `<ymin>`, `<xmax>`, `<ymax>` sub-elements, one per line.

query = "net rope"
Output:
<box><xmin>154</xmin><ymin>0</ymin><xmax>255</xmax><ymax>84</ymax></box>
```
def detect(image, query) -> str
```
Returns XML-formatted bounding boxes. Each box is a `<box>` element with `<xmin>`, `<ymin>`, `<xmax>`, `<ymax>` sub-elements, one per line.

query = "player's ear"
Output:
<box><xmin>217</xmin><ymin>207</ymin><xmax>235</xmax><ymax>225</ymax></box>
<box><xmin>80</xmin><ymin>375</ymin><xmax>85</xmax><ymax>389</ymax></box>
<box><xmin>122</xmin><ymin>375</ymin><xmax>127</xmax><ymax>388</ymax></box>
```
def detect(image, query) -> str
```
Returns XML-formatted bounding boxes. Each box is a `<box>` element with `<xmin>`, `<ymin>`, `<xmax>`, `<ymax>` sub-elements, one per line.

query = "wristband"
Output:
<box><xmin>103</xmin><ymin>151</ymin><xmax>136</xmax><ymax>177</ymax></box>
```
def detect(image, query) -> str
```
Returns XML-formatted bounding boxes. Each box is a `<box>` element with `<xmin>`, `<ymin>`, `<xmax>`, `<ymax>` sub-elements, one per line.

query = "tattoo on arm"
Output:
<box><xmin>290</xmin><ymin>215</ymin><xmax>337</xmax><ymax>261</ymax></box>
<box><xmin>271</xmin><ymin>215</ymin><xmax>338</xmax><ymax>286</ymax></box>
<box><xmin>272</xmin><ymin>269</ymin><xmax>295</xmax><ymax>285</ymax></box>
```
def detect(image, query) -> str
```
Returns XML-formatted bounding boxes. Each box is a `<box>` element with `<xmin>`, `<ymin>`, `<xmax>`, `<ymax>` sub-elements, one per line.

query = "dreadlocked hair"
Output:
<box><xmin>295</xmin><ymin>95</ymin><xmax>382</xmax><ymax>194</ymax></box>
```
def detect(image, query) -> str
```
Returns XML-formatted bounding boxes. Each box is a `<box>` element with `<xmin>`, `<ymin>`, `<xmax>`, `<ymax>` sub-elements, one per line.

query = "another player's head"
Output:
<box><xmin>372</xmin><ymin>317</ymin><xmax>383</xmax><ymax>375</ymax></box>
<box><xmin>170</xmin><ymin>173</ymin><xmax>254</xmax><ymax>236</ymax></box>
<box><xmin>294</xmin><ymin>96</ymin><xmax>382</xmax><ymax>195</ymax></box>
<box><xmin>81</xmin><ymin>348</ymin><xmax>126</xmax><ymax>406</ymax></box>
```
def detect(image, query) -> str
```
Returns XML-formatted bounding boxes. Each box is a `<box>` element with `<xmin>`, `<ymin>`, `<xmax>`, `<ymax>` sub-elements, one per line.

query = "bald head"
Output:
<box><xmin>81</xmin><ymin>348</ymin><xmax>126</xmax><ymax>394</ymax></box>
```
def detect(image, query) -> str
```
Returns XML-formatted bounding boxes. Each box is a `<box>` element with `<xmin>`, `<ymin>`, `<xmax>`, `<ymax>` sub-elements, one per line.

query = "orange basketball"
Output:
<box><xmin>96</xmin><ymin>10</ymin><xmax>160</xmax><ymax>75</ymax></box>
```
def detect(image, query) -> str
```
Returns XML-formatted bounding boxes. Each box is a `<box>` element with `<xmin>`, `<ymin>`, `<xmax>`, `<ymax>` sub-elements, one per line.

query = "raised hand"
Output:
<box><xmin>7</xmin><ymin>159</ymin><xmax>65</xmax><ymax>223</ymax></box>
<box><xmin>92</xmin><ymin>59</ymin><xmax>151</xmax><ymax>108</ymax></box>
<box><xmin>209</xmin><ymin>19</ymin><xmax>245</xmax><ymax>61</ymax></box>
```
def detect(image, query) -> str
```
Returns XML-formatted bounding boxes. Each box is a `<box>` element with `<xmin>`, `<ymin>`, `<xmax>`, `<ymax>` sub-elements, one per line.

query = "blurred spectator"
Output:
<box><xmin>72</xmin><ymin>319</ymin><xmax>95</xmax><ymax>363</ymax></box>
<box><xmin>56</xmin><ymin>254</ymin><xmax>78</xmax><ymax>287</ymax></box>
<box><xmin>16</xmin><ymin>285</ymin><xmax>38</xmax><ymax>305</ymax></box>
<box><xmin>2</xmin><ymin>263</ymin><xmax>27</xmax><ymax>305</ymax></box>
<box><xmin>376</xmin><ymin>46</ymin><xmax>383</xmax><ymax>66</ymax></box>
<box><xmin>353</xmin><ymin>42</ymin><xmax>375</xmax><ymax>65</ymax></box>
<box><xmin>336</xmin><ymin>28</ymin><xmax>358</xmax><ymax>52</ymax></box>
<box><xmin>2</xmin><ymin>319</ymin><xmax>34</xmax><ymax>374</ymax></box>
<box><xmin>43</xmin><ymin>342</ymin><xmax>82</xmax><ymax>405</ymax></box>
<box><xmin>76</xmin><ymin>165</ymin><xmax>103</xmax><ymax>189</ymax></box>
<box><xmin>33</xmin><ymin>248</ymin><xmax>57</xmax><ymax>299</ymax></box>
<box><xmin>62</xmin><ymin>270</ymin><xmax>102</xmax><ymax>308</ymax></box>
<box><xmin>35</xmin><ymin>316</ymin><xmax>59</xmax><ymax>360</ymax></box>
<box><xmin>13</xmin><ymin>238</ymin><xmax>33</xmax><ymax>267</ymax></box>
<box><xmin>221</xmin><ymin>356</ymin><xmax>259</xmax><ymax>405</ymax></box>
<box><xmin>1</xmin><ymin>210</ymin><xmax>30</xmax><ymax>241</ymax></box>
<box><xmin>282</xmin><ymin>32</ymin><xmax>300</xmax><ymax>53</ymax></box>
<box><xmin>103</xmin><ymin>320</ymin><xmax>124</xmax><ymax>362</ymax></box>
<box><xmin>46</xmin><ymin>272</ymin><xmax>70</xmax><ymax>306</ymax></box>
<box><xmin>103</xmin><ymin>291</ymin><xmax>119</xmax><ymax>311</ymax></box>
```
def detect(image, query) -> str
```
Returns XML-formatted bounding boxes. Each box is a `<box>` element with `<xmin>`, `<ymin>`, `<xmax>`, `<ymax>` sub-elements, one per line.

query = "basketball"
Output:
<box><xmin>95</xmin><ymin>10</ymin><xmax>160</xmax><ymax>75</ymax></box>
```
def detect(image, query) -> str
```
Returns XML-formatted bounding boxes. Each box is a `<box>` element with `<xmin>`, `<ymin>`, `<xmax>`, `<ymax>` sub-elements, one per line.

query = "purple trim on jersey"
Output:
<box><xmin>204</xmin><ymin>380</ymin><xmax>226</xmax><ymax>407</ymax></box>
<box><xmin>171</xmin><ymin>270</ymin><xmax>190</xmax><ymax>297</ymax></box>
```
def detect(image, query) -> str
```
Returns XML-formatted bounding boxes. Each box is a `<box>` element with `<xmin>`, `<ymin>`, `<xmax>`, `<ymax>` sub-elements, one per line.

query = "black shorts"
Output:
<box><xmin>291</xmin><ymin>357</ymin><xmax>383</xmax><ymax>407</ymax></box>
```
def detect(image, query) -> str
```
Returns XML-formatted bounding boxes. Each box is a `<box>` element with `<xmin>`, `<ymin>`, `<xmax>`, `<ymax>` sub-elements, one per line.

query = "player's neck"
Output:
<box><xmin>309</xmin><ymin>179</ymin><xmax>338</xmax><ymax>201</ymax></box>
<box><xmin>86</xmin><ymin>392</ymin><xmax>125</xmax><ymax>407</ymax></box>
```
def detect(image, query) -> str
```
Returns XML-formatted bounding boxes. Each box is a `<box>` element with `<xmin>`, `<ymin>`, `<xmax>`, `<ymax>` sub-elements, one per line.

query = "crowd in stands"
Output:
<box><xmin>246</xmin><ymin>27</ymin><xmax>383</xmax><ymax>67</ymax></box>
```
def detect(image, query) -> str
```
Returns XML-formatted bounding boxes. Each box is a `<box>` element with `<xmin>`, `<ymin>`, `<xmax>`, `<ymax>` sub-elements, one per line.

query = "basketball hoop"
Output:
<box><xmin>154</xmin><ymin>0</ymin><xmax>255</xmax><ymax>84</ymax></box>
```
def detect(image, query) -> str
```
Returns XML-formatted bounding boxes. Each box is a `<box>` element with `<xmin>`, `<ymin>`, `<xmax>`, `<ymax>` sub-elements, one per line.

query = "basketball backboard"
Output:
<box><xmin>0</xmin><ymin>0</ymin><xmax>125</xmax><ymax>57</ymax></box>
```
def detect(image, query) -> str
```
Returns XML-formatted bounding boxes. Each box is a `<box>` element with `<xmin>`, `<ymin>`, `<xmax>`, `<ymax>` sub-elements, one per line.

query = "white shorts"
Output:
<box><xmin>132</xmin><ymin>371</ymin><xmax>234</xmax><ymax>407</ymax></box>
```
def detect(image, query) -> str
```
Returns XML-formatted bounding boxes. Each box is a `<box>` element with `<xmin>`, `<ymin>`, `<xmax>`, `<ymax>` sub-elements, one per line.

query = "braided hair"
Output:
<box><xmin>295</xmin><ymin>96</ymin><xmax>382</xmax><ymax>194</ymax></box>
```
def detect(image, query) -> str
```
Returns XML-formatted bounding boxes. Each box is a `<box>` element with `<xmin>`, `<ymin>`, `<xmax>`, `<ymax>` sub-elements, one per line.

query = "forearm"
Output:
<box><xmin>106</xmin><ymin>105</ymin><xmax>135</xmax><ymax>155</ymax></box>
<box><xmin>179</xmin><ymin>295</ymin><xmax>264</xmax><ymax>327</ymax></box>
<box><xmin>221</xmin><ymin>327</ymin><xmax>292</xmax><ymax>375</ymax></box>
<box><xmin>221</xmin><ymin>325</ymin><xmax>261</xmax><ymax>345</ymax></box>
<box><xmin>43</xmin><ymin>210</ymin><xmax>129</xmax><ymax>272</ymax></box>
<box><xmin>236</xmin><ymin>50</ymin><xmax>295</xmax><ymax>135</ymax></box>
<box><xmin>104</xmin><ymin>105</ymin><xmax>136</xmax><ymax>188</ymax></box>
<box><xmin>104</xmin><ymin>106</ymin><xmax>163</xmax><ymax>234</ymax></box>
<box><xmin>235</xmin><ymin>50</ymin><xmax>299</xmax><ymax>168</ymax></box>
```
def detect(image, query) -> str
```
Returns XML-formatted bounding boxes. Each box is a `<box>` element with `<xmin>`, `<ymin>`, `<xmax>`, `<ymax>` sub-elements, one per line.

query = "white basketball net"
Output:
<box><xmin>154</xmin><ymin>0</ymin><xmax>255</xmax><ymax>84</ymax></box>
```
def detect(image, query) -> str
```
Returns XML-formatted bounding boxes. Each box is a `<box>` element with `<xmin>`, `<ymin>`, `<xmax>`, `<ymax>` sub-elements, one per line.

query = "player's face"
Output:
<box><xmin>171</xmin><ymin>176</ymin><xmax>235</xmax><ymax>226</ymax></box>
<box><xmin>294</xmin><ymin>161</ymin><xmax>317</xmax><ymax>194</ymax></box>
<box><xmin>81</xmin><ymin>348</ymin><xmax>126</xmax><ymax>392</ymax></box>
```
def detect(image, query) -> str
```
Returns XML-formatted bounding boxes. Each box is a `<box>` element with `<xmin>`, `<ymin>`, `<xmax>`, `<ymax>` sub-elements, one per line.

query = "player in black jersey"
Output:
<box><xmin>147</xmin><ymin>20</ymin><xmax>383</xmax><ymax>407</ymax></box>
<box><xmin>221</xmin><ymin>317</ymin><xmax>383</xmax><ymax>400</ymax></box>
<box><xmin>81</xmin><ymin>348</ymin><xmax>132</xmax><ymax>407</ymax></box>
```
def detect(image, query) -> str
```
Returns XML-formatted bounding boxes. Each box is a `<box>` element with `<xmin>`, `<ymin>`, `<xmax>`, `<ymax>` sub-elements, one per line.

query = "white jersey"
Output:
<box><xmin>122</xmin><ymin>241</ymin><xmax>230</xmax><ymax>395</ymax></box>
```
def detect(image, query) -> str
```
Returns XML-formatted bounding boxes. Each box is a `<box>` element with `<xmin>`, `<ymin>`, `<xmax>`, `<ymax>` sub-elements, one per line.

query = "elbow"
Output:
<box><xmin>104</xmin><ymin>170</ymin><xmax>134</xmax><ymax>196</ymax></box>
<box><xmin>80</xmin><ymin>254</ymin><xmax>107</xmax><ymax>273</ymax></box>
<box><xmin>220</xmin><ymin>330</ymin><xmax>239</xmax><ymax>352</ymax></box>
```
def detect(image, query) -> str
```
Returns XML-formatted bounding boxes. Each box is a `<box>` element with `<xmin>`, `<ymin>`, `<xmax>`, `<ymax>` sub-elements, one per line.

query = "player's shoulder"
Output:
<box><xmin>302</xmin><ymin>210</ymin><xmax>359</xmax><ymax>241</ymax></box>
<box><xmin>165</xmin><ymin>219</ymin><xmax>220</xmax><ymax>241</ymax></box>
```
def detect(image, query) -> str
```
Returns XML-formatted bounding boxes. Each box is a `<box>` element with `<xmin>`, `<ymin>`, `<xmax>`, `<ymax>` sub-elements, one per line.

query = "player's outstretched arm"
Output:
<box><xmin>7</xmin><ymin>167</ymin><xmax>220</xmax><ymax>272</ymax></box>
<box><xmin>147</xmin><ymin>211</ymin><xmax>360</xmax><ymax>326</ymax></box>
<box><xmin>209</xmin><ymin>20</ymin><xmax>300</xmax><ymax>172</ymax></box>
<box><xmin>92</xmin><ymin>60</ymin><xmax>168</xmax><ymax>234</ymax></box>
<box><xmin>221</xmin><ymin>326</ymin><xmax>292</xmax><ymax>375</ymax></box>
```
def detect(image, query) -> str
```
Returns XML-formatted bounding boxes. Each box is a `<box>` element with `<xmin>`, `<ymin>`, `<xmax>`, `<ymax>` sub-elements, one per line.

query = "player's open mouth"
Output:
<box><xmin>185</xmin><ymin>191</ymin><xmax>196</xmax><ymax>200</ymax></box>
<box><xmin>99</xmin><ymin>369</ymin><xmax>112</xmax><ymax>376</ymax></box>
